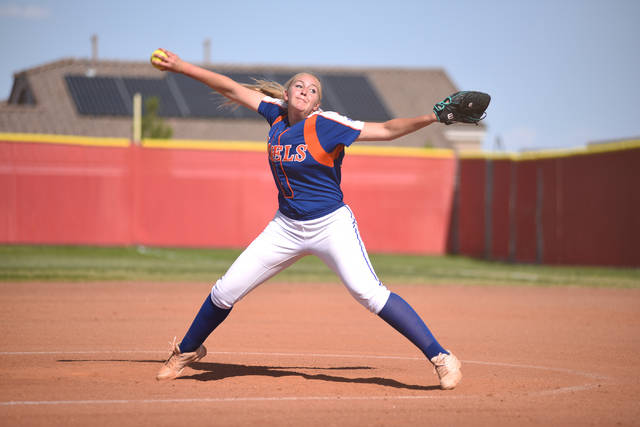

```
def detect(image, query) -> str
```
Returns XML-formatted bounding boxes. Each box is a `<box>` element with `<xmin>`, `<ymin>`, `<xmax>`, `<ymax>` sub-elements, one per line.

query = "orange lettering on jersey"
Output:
<box><xmin>272</xmin><ymin>145</ymin><xmax>283</xmax><ymax>161</ymax></box>
<box><xmin>295</xmin><ymin>145</ymin><xmax>307</xmax><ymax>162</ymax></box>
<box><xmin>269</xmin><ymin>143</ymin><xmax>307</xmax><ymax>163</ymax></box>
<box><xmin>283</xmin><ymin>145</ymin><xmax>295</xmax><ymax>162</ymax></box>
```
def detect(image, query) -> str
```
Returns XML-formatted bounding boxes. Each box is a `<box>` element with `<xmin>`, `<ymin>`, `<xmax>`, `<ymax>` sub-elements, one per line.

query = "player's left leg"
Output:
<box><xmin>377</xmin><ymin>292</ymin><xmax>462</xmax><ymax>389</ymax></box>
<box><xmin>311</xmin><ymin>205</ymin><xmax>461</xmax><ymax>389</ymax></box>
<box><xmin>307</xmin><ymin>206</ymin><xmax>390</xmax><ymax>313</ymax></box>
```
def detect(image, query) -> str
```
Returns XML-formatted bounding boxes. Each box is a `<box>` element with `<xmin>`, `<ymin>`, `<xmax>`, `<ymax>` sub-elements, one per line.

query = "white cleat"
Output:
<box><xmin>156</xmin><ymin>337</ymin><xmax>207</xmax><ymax>381</ymax></box>
<box><xmin>430</xmin><ymin>352</ymin><xmax>462</xmax><ymax>390</ymax></box>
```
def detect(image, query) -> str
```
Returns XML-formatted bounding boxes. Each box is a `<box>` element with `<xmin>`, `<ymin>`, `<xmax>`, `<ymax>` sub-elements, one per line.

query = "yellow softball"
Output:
<box><xmin>150</xmin><ymin>49</ymin><xmax>167</xmax><ymax>70</ymax></box>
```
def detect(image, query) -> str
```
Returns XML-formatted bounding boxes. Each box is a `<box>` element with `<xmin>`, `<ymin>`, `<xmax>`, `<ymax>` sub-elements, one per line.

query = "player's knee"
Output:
<box><xmin>210</xmin><ymin>279</ymin><xmax>236</xmax><ymax>310</ymax></box>
<box><xmin>353</xmin><ymin>285</ymin><xmax>391</xmax><ymax>314</ymax></box>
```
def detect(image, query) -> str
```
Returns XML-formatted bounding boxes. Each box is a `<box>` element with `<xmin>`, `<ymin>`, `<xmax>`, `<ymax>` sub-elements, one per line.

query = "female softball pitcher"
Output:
<box><xmin>152</xmin><ymin>48</ymin><xmax>462</xmax><ymax>389</ymax></box>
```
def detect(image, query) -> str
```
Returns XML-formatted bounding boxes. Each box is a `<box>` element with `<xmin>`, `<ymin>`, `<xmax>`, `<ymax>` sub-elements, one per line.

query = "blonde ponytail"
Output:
<box><xmin>219</xmin><ymin>78</ymin><xmax>287</xmax><ymax>109</ymax></box>
<box><xmin>219</xmin><ymin>73</ymin><xmax>322</xmax><ymax>110</ymax></box>
<box><xmin>242</xmin><ymin>78</ymin><xmax>287</xmax><ymax>100</ymax></box>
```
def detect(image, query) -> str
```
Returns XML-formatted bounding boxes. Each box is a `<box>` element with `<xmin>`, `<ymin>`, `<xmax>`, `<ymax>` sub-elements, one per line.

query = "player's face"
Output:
<box><xmin>284</xmin><ymin>74</ymin><xmax>321</xmax><ymax>116</ymax></box>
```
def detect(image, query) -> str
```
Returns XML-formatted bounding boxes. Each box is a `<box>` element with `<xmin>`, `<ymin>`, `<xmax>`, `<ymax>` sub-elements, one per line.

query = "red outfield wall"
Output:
<box><xmin>0</xmin><ymin>137</ymin><xmax>456</xmax><ymax>254</ymax></box>
<box><xmin>455</xmin><ymin>142</ymin><xmax>640</xmax><ymax>267</ymax></box>
<box><xmin>3</xmin><ymin>135</ymin><xmax>637</xmax><ymax>266</ymax></box>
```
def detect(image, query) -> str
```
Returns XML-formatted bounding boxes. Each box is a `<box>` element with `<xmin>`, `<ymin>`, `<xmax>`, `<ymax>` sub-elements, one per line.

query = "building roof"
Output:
<box><xmin>0</xmin><ymin>58</ymin><xmax>485</xmax><ymax>149</ymax></box>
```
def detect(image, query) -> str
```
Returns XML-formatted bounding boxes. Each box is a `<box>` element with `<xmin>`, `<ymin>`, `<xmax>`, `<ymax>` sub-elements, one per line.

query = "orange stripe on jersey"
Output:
<box><xmin>303</xmin><ymin>115</ymin><xmax>343</xmax><ymax>168</ymax></box>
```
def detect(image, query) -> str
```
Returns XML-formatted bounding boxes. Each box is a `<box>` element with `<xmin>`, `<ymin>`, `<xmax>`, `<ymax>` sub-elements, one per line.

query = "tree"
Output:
<box><xmin>141</xmin><ymin>96</ymin><xmax>173</xmax><ymax>139</ymax></box>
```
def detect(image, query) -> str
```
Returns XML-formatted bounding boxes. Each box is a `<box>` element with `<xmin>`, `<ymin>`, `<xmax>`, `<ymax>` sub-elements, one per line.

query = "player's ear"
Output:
<box><xmin>283</xmin><ymin>89</ymin><xmax>289</xmax><ymax>102</ymax></box>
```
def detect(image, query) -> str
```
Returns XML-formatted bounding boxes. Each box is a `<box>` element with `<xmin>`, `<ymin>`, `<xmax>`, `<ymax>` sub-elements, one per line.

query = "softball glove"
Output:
<box><xmin>433</xmin><ymin>91</ymin><xmax>491</xmax><ymax>125</ymax></box>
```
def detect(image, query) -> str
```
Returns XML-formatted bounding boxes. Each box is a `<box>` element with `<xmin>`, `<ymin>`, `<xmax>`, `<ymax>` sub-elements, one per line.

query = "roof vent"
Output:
<box><xmin>203</xmin><ymin>38</ymin><xmax>211</xmax><ymax>65</ymax></box>
<box><xmin>91</xmin><ymin>34</ymin><xmax>98</xmax><ymax>62</ymax></box>
<box><xmin>86</xmin><ymin>34</ymin><xmax>98</xmax><ymax>77</ymax></box>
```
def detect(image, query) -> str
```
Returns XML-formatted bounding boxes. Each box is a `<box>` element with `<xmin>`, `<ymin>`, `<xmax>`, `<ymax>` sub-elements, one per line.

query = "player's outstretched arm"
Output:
<box><xmin>356</xmin><ymin>113</ymin><xmax>438</xmax><ymax>142</ymax></box>
<box><xmin>151</xmin><ymin>48</ymin><xmax>264</xmax><ymax>112</ymax></box>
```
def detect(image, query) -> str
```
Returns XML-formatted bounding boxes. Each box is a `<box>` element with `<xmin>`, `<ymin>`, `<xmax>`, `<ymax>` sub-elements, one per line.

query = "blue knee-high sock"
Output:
<box><xmin>179</xmin><ymin>295</ymin><xmax>232</xmax><ymax>353</ymax></box>
<box><xmin>378</xmin><ymin>293</ymin><xmax>448</xmax><ymax>360</ymax></box>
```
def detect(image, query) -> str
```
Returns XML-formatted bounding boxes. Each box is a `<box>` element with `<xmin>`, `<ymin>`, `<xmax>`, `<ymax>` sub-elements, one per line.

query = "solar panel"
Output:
<box><xmin>122</xmin><ymin>77</ymin><xmax>182</xmax><ymax>117</ymax></box>
<box><xmin>66</xmin><ymin>75</ymin><xmax>128</xmax><ymax>116</ymax></box>
<box><xmin>65</xmin><ymin>70</ymin><xmax>393</xmax><ymax>122</ymax></box>
<box><xmin>169</xmin><ymin>73</ymin><xmax>230</xmax><ymax>119</ymax></box>
<box><xmin>322</xmin><ymin>74</ymin><xmax>392</xmax><ymax>121</ymax></box>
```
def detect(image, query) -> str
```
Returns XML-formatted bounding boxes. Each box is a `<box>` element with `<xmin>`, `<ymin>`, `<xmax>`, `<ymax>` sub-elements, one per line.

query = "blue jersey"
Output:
<box><xmin>258</xmin><ymin>96</ymin><xmax>364</xmax><ymax>220</ymax></box>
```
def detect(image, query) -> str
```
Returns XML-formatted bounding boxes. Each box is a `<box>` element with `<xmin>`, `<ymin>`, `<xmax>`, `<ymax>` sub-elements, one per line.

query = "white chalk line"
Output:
<box><xmin>1</xmin><ymin>395</ymin><xmax>467</xmax><ymax>406</ymax></box>
<box><xmin>0</xmin><ymin>350</ymin><xmax>421</xmax><ymax>359</ymax></box>
<box><xmin>0</xmin><ymin>349</ymin><xmax>610</xmax><ymax>407</ymax></box>
<box><xmin>0</xmin><ymin>350</ymin><xmax>163</xmax><ymax>356</ymax></box>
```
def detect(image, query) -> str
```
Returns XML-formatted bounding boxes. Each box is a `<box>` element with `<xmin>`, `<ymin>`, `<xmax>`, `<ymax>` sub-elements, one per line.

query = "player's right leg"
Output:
<box><xmin>312</xmin><ymin>206</ymin><xmax>461</xmax><ymax>389</ymax></box>
<box><xmin>157</xmin><ymin>212</ymin><xmax>304</xmax><ymax>381</ymax></box>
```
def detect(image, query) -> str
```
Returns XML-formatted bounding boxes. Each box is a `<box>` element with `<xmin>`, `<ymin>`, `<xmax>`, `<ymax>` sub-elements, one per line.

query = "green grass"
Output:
<box><xmin>0</xmin><ymin>245</ymin><xmax>638</xmax><ymax>288</ymax></box>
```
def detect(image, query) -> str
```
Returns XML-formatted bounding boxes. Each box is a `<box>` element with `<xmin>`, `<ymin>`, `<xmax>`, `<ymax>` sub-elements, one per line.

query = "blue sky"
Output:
<box><xmin>1</xmin><ymin>0</ymin><xmax>639</xmax><ymax>152</ymax></box>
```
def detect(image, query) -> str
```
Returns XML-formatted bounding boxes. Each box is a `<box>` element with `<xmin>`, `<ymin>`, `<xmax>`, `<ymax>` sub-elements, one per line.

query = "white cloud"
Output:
<box><xmin>0</xmin><ymin>3</ymin><xmax>50</xmax><ymax>20</ymax></box>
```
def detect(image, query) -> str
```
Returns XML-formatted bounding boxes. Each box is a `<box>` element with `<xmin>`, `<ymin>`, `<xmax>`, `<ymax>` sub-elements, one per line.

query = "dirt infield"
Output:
<box><xmin>1</xmin><ymin>281</ymin><xmax>639</xmax><ymax>426</ymax></box>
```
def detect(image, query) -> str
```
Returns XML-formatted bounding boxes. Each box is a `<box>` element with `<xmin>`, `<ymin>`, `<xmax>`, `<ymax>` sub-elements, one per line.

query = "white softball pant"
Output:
<box><xmin>210</xmin><ymin>205</ymin><xmax>391</xmax><ymax>314</ymax></box>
